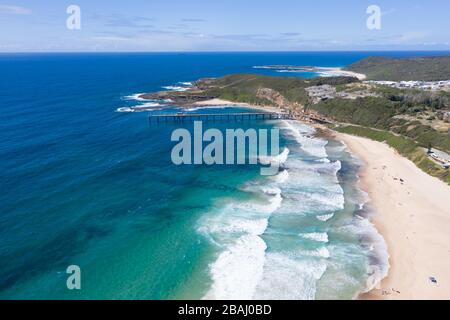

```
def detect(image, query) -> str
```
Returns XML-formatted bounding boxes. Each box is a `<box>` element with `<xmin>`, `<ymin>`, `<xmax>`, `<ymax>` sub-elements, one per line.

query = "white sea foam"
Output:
<box><xmin>137</xmin><ymin>102</ymin><xmax>162</xmax><ymax>108</ymax></box>
<box><xmin>305</xmin><ymin>247</ymin><xmax>331</xmax><ymax>259</ymax></box>
<box><xmin>282</xmin><ymin>120</ymin><xmax>316</xmax><ymax>135</ymax></box>
<box><xmin>275</xmin><ymin>69</ymin><xmax>303</xmax><ymax>73</ymax></box>
<box><xmin>303</xmin><ymin>190</ymin><xmax>344</xmax><ymax>211</ymax></box>
<box><xmin>252</xmin><ymin>66</ymin><xmax>272</xmax><ymax>69</ymax></box>
<box><xmin>296</xmin><ymin>135</ymin><xmax>328</xmax><ymax>159</ymax></box>
<box><xmin>281</xmin><ymin>121</ymin><xmax>328</xmax><ymax>158</ymax></box>
<box><xmin>277</xmin><ymin>184</ymin><xmax>344</xmax><ymax>216</ymax></box>
<box><xmin>336</xmin><ymin>216</ymin><xmax>390</xmax><ymax>293</ymax></box>
<box><xmin>273</xmin><ymin>169</ymin><xmax>289</xmax><ymax>183</ymax></box>
<box><xmin>316</xmin><ymin>213</ymin><xmax>335</xmax><ymax>222</ymax></box>
<box><xmin>123</xmin><ymin>93</ymin><xmax>147</xmax><ymax>101</ymax></box>
<box><xmin>200</xmin><ymin>118</ymin><xmax>387</xmax><ymax>300</ymax></box>
<box><xmin>204</xmin><ymin>234</ymin><xmax>267</xmax><ymax>300</ymax></box>
<box><xmin>116</xmin><ymin>107</ymin><xmax>135</xmax><ymax>113</ymax></box>
<box><xmin>286</xmin><ymin>158</ymin><xmax>342</xmax><ymax>181</ymax></box>
<box><xmin>200</xmin><ymin>218</ymin><xmax>268</xmax><ymax>236</ymax></box>
<box><xmin>259</xmin><ymin>148</ymin><xmax>290</xmax><ymax>166</ymax></box>
<box><xmin>116</xmin><ymin>102</ymin><xmax>163</xmax><ymax>113</ymax></box>
<box><xmin>253</xmin><ymin>253</ymin><xmax>327</xmax><ymax>300</ymax></box>
<box><xmin>162</xmin><ymin>85</ymin><xmax>189</xmax><ymax>91</ymax></box>
<box><xmin>336</xmin><ymin>139</ymin><xmax>390</xmax><ymax>293</ymax></box>
<box><xmin>300</xmin><ymin>232</ymin><xmax>329</xmax><ymax>243</ymax></box>
<box><xmin>201</xmin><ymin>185</ymin><xmax>283</xmax><ymax>300</ymax></box>
<box><xmin>237</xmin><ymin>187</ymin><xmax>283</xmax><ymax>214</ymax></box>
<box><xmin>278</xmin><ymin>164</ymin><xmax>343</xmax><ymax>211</ymax></box>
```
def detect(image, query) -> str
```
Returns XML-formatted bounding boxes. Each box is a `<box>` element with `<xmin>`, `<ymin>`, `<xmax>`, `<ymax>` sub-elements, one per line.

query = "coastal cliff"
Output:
<box><xmin>140</xmin><ymin>70</ymin><xmax>450</xmax><ymax>185</ymax></box>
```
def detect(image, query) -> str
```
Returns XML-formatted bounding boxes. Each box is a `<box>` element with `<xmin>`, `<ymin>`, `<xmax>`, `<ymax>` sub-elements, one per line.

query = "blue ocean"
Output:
<box><xmin>0</xmin><ymin>51</ymin><xmax>446</xmax><ymax>299</ymax></box>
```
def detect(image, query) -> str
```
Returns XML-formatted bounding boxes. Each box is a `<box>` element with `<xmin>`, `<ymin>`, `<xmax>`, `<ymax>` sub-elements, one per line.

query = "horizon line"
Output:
<box><xmin>1</xmin><ymin>49</ymin><xmax>450</xmax><ymax>54</ymax></box>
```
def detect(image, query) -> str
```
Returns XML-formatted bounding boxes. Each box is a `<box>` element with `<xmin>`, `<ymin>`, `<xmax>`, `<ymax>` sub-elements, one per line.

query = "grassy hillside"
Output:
<box><xmin>186</xmin><ymin>72</ymin><xmax>450</xmax><ymax>183</ymax></box>
<box><xmin>204</xmin><ymin>74</ymin><xmax>309</xmax><ymax>105</ymax></box>
<box><xmin>203</xmin><ymin>73</ymin><xmax>358</xmax><ymax>105</ymax></box>
<box><xmin>152</xmin><ymin>71</ymin><xmax>449</xmax><ymax>157</ymax></box>
<box><xmin>200</xmin><ymin>74</ymin><xmax>450</xmax><ymax>154</ymax></box>
<box><xmin>312</xmin><ymin>97</ymin><xmax>450</xmax><ymax>154</ymax></box>
<box><xmin>345</xmin><ymin>56</ymin><xmax>450</xmax><ymax>81</ymax></box>
<box><xmin>336</xmin><ymin>125</ymin><xmax>450</xmax><ymax>185</ymax></box>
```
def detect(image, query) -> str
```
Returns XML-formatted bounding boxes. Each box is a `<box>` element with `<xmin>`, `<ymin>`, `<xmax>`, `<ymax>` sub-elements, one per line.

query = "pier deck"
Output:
<box><xmin>149</xmin><ymin>112</ymin><xmax>293</xmax><ymax>123</ymax></box>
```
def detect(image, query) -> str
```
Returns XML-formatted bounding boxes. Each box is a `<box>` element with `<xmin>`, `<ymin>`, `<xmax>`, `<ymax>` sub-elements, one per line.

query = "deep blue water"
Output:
<box><xmin>0</xmin><ymin>51</ymin><xmax>447</xmax><ymax>299</ymax></box>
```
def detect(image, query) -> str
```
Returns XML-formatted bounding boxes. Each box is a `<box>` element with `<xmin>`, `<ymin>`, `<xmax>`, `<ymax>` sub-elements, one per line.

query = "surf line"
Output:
<box><xmin>170</xmin><ymin>121</ymin><xmax>283</xmax><ymax>176</ymax></box>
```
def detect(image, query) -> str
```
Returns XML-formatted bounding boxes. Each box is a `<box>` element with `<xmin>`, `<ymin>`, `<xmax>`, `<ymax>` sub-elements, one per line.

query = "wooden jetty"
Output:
<box><xmin>149</xmin><ymin>112</ymin><xmax>293</xmax><ymax>123</ymax></box>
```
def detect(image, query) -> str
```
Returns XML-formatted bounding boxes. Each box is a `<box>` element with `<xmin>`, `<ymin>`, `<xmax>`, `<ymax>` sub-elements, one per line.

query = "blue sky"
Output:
<box><xmin>0</xmin><ymin>0</ymin><xmax>449</xmax><ymax>52</ymax></box>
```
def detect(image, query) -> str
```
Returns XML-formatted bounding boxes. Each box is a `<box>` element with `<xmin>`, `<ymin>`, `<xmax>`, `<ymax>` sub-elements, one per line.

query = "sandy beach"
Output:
<box><xmin>195</xmin><ymin>98</ymin><xmax>244</xmax><ymax>106</ymax></box>
<box><xmin>195</xmin><ymin>98</ymin><xmax>281</xmax><ymax>113</ymax></box>
<box><xmin>317</xmin><ymin>67</ymin><xmax>367</xmax><ymax>80</ymax></box>
<box><xmin>195</xmin><ymin>99</ymin><xmax>450</xmax><ymax>299</ymax></box>
<box><xmin>336</xmin><ymin>133</ymin><xmax>450</xmax><ymax>300</ymax></box>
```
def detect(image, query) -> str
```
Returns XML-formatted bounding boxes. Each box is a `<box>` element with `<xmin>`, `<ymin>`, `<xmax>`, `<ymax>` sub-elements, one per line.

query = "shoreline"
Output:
<box><xmin>167</xmin><ymin>97</ymin><xmax>450</xmax><ymax>299</ymax></box>
<box><xmin>194</xmin><ymin>98</ymin><xmax>281</xmax><ymax>113</ymax></box>
<box><xmin>252</xmin><ymin>65</ymin><xmax>367</xmax><ymax>80</ymax></box>
<box><xmin>335</xmin><ymin>132</ymin><xmax>450</xmax><ymax>300</ymax></box>
<box><xmin>314</xmin><ymin>67</ymin><xmax>367</xmax><ymax>80</ymax></box>
<box><xmin>191</xmin><ymin>100</ymin><xmax>391</xmax><ymax>298</ymax></box>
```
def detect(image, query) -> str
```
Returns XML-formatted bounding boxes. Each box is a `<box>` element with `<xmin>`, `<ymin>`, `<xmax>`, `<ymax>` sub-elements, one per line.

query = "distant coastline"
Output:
<box><xmin>345</xmin><ymin>56</ymin><xmax>450</xmax><ymax>81</ymax></box>
<box><xmin>253</xmin><ymin>65</ymin><xmax>366</xmax><ymax>80</ymax></box>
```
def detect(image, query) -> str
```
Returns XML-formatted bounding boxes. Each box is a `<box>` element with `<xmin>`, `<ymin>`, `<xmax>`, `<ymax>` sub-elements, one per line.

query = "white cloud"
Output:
<box><xmin>397</xmin><ymin>32</ymin><xmax>427</xmax><ymax>42</ymax></box>
<box><xmin>0</xmin><ymin>5</ymin><xmax>32</xmax><ymax>15</ymax></box>
<box><xmin>92</xmin><ymin>36</ymin><xmax>131</xmax><ymax>42</ymax></box>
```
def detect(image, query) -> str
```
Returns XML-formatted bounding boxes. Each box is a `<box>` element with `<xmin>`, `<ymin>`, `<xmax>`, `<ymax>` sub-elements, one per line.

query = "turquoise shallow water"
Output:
<box><xmin>1</xmin><ymin>52</ymin><xmax>438</xmax><ymax>299</ymax></box>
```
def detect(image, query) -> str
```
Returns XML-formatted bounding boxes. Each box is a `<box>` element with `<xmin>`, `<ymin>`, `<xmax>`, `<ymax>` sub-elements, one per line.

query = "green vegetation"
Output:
<box><xmin>203</xmin><ymin>74</ymin><xmax>450</xmax><ymax>154</ymax></box>
<box><xmin>394</xmin><ymin>122</ymin><xmax>450</xmax><ymax>152</ymax></box>
<box><xmin>375</xmin><ymin>86</ymin><xmax>450</xmax><ymax>111</ymax></box>
<box><xmin>312</xmin><ymin>97</ymin><xmax>396</xmax><ymax>127</ymax></box>
<box><xmin>312</xmin><ymin>95</ymin><xmax>450</xmax><ymax>154</ymax></box>
<box><xmin>336</xmin><ymin>125</ymin><xmax>450</xmax><ymax>185</ymax></box>
<box><xmin>208</xmin><ymin>74</ymin><xmax>308</xmax><ymax>105</ymax></box>
<box><xmin>203</xmin><ymin>74</ymin><xmax>358</xmax><ymax>106</ymax></box>
<box><xmin>345</xmin><ymin>56</ymin><xmax>450</xmax><ymax>81</ymax></box>
<box><xmin>187</xmin><ymin>70</ymin><xmax>450</xmax><ymax>184</ymax></box>
<box><xmin>155</xmin><ymin>71</ymin><xmax>450</xmax><ymax>183</ymax></box>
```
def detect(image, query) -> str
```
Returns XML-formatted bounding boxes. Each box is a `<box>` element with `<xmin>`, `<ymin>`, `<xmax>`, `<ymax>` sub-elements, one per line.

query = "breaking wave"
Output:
<box><xmin>201</xmin><ymin>187</ymin><xmax>282</xmax><ymax>300</ymax></box>
<box><xmin>197</xmin><ymin>118</ymin><xmax>388</xmax><ymax>300</ymax></box>
<box><xmin>116</xmin><ymin>102</ymin><xmax>163</xmax><ymax>112</ymax></box>
<box><xmin>300</xmin><ymin>232</ymin><xmax>329</xmax><ymax>243</ymax></box>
